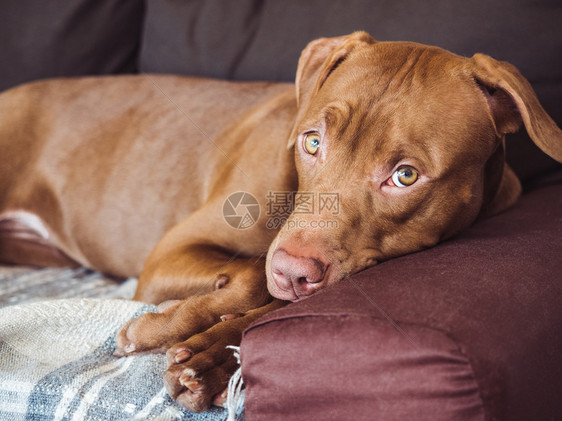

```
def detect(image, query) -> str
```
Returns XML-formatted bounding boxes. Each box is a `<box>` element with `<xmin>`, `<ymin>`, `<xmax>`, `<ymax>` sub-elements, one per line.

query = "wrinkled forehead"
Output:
<box><xmin>343</xmin><ymin>41</ymin><xmax>469</xmax><ymax>91</ymax></box>
<box><xmin>319</xmin><ymin>42</ymin><xmax>479</xmax><ymax>116</ymax></box>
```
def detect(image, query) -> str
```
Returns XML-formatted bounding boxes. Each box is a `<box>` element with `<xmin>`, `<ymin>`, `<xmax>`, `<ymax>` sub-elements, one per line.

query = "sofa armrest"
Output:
<box><xmin>241</xmin><ymin>183</ymin><xmax>562</xmax><ymax>420</ymax></box>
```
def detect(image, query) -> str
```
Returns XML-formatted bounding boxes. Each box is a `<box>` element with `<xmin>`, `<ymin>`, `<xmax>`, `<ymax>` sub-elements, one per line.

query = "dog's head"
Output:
<box><xmin>266</xmin><ymin>32</ymin><xmax>562</xmax><ymax>302</ymax></box>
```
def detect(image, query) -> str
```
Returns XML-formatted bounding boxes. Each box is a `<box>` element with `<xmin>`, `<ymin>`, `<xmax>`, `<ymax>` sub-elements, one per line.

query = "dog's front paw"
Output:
<box><xmin>114</xmin><ymin>312</ymin><xmax>173</xmax><ymax>356</ymax></box>
<box><xmin>163</xmin><ymin>319</ymin><xmax>243</xmax><ymax>412</ymax></box>
<box><xmin>114</xmin><ymin>300</ymin><xmax>197</xmax><ymax>356</ymax></box>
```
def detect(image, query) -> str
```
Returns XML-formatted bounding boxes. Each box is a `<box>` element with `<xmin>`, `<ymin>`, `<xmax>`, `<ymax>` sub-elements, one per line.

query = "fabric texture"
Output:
<box><xmin>0</xmin><ymin>0</ymin><xmax>144</xmax><ymax>93</ymax></box>
<box><xmin>241</xmin><ymin>183</ymin><xmax>562</xmax><ymax>421</ymax></box>
<box><xmin>243</xmin><ymin>316</ymin><xmax>484</xmax><ymax>421</ymax></box>
<box><xmin>0</xmin><ymin>266</ymin><xmax>136</xmax><ymax>307</ymax></box>
<box><xmin>0</xmin><ymin>269</ymin><xmax>240</xmax><ymax>421</ymax></box>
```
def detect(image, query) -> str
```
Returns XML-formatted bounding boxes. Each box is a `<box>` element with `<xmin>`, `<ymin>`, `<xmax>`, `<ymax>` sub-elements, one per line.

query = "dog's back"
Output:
<box><xmin>0</xmin><ymin>75</ymin><xmax>293</xmax><ymax>275</ymax></box>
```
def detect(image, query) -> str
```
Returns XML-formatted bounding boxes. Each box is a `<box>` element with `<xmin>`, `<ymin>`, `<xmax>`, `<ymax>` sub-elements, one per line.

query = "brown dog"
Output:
<box><xmin>1</xmin><ymin>32</ymin><xmax>561</xmax><ymax>412</ymax></box>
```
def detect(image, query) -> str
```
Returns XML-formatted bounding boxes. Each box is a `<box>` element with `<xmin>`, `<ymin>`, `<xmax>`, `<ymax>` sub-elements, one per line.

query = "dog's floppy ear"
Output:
<box><xmin>471</xmin><ymin>53</ymin><xmax>562</xmax><ymax>162</ymax></box>
<box><xmin>288</xmin><ymin>31</ymin><xmax>376</xmax><ymax>148</ymax></box>
<box><xmin>295</xmin><ymin>31</ymin><xmax>376</xmax><ymax>108</ymax></box>
<box><xmin>471</xmin><ymin>54</ymin><xmax>562</xmax><ymax>216</ymax></box>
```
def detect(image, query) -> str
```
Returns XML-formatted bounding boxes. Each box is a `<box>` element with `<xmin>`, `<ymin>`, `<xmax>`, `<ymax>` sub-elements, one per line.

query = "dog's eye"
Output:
<box><xmin>303</xmin><ymin>133</ymin><xmax>321</xmax><ymax>155</ymax></box>
<box><xmin>391</xmin><ymin>166</ymin><xmax>419</xmax><ymax>187</ymax></box>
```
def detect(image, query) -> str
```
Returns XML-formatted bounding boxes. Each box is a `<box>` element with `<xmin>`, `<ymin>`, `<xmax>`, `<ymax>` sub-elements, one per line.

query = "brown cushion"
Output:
<box><xmin>241</xmin><ymin>183</ymin><xmax>562</xmax><ymax>420</ymax></box>
<box><xmin>0</xmin><ymin>0</ymin><xmax>144</xmax><ymax>93</ymax></box>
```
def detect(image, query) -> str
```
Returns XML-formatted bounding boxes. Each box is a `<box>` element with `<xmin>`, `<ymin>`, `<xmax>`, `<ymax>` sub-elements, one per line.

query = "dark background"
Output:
<box><xmin>1</xmin><ymin>0</ymin><xmax>561</xmax><ymax>181</ymax></box>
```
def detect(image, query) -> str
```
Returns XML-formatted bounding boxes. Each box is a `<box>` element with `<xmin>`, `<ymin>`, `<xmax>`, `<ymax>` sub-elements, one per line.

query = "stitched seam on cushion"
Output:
<box><xmin>243</xmin><ymin>312</ymin><xmax>487</xmax><ymax>419</ymax></box>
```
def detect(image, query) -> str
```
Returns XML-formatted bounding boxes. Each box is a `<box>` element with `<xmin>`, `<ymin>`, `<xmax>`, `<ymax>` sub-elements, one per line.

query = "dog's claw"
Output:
<box><xmin>166</xmin><ymin>345</ymin><xmax>193</xmax><ymax>365</ymax></box>
<box><xmin>219</xmin><ymin>313</ymin><xmax>244</xmax><ymax>322</ymax></box>
<box><xmin>175</xmin><ymin>349</ymin><xmax>192</xmax><ymax>364</ymax></box>
<box><xmin>124</xmin><ymin>343</ymin><xmax>136</xmax><ymax>353</ymax></box>
<box><xmin>212</xmin><ymin>388</ymin><xmax>229</xmax><ymax>407</ymax></box>
<box><xmin>179</xmin><ymin>375</ymin><xmax>201</xmax><ymax>392</ymax></box>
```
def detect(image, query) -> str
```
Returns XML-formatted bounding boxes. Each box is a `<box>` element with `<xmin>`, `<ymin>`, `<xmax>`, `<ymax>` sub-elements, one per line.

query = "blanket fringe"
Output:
<box><xmin>225</xmin><ymin>345</ymin><xmax>244</xmax><ymax>421</ymax></box>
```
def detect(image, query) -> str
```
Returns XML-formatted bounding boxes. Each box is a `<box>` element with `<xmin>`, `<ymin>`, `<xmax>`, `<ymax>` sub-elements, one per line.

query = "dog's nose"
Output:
<box><xmin>270</xmin><ymin>248</ymin><xmax>328</xmax><ymax>300</ymax></box>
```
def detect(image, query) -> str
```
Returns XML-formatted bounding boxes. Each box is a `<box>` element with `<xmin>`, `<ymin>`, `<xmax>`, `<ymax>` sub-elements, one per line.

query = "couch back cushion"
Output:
<box><xmin>0</xmin><ymin>0</ymin><xmax>144</xmax><ymax>93</ymax></box>
<box><xmin>141</xmin><ymin>0</ymin><xmax>562</xmax><ymax>181</ymax></box>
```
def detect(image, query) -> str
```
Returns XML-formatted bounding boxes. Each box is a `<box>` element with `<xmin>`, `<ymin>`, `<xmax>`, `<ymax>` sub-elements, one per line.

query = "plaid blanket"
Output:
<box><xmin>0</xmin><ymin>266</ymin><xmax>242</xmax><ymax>421</ymax></box>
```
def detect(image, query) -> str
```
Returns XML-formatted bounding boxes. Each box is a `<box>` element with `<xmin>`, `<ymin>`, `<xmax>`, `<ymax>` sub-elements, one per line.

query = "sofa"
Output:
<box><xmin>1</xmin><ymin>1</ymin><xmax>560</xmax><ymax>420</ymax></box>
